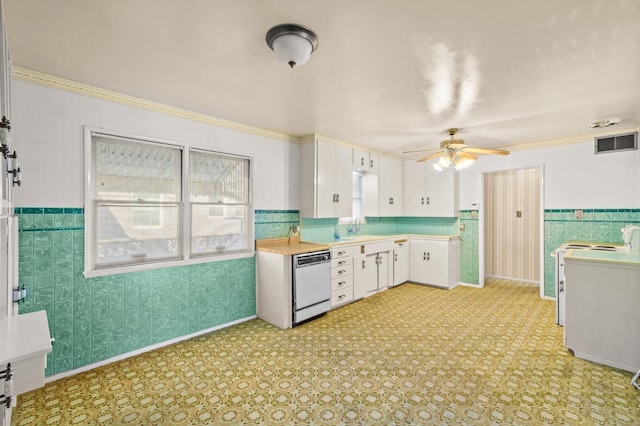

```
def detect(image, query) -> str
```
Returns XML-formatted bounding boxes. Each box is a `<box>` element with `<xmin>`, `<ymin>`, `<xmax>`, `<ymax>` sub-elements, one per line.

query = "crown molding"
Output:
<box><xmin>12</xmin><ymin>66</ymin><xmax>300</xmax><ymax>144</ymax></box>
<box><xmin>498</xmin><ymin>127</ymin><xmax>640</xmax><ymax>152</ymax></box>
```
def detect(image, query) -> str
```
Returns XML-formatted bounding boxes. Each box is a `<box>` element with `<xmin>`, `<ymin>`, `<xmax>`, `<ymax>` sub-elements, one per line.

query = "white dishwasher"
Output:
<box><xmin>292</xmin><ymin>250</ymin><xmax>331</xmax><ymax>325</ymax></box>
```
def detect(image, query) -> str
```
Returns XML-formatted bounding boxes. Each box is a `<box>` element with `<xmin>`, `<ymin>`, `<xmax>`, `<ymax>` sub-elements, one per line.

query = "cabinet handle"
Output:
<box><xmin>338</xmin><ymin>294</ymin><xmax>346</xmax><ymax>300</ymax></box>
<box><xmin>421</xmin><ymin>197</ymin><xmax>424</xmax><ymax>205</ymax></box>
<box><xmin>394</xmin><ymin>253</ymin><xmax>398</xmax><ymax>261</ymax></box>
<box><xmin>332</xmin><ymin>194</ymin><xmax>337</xmax><ymax>203</ymax></box>
<box><xmin>427</xmin><ymin>252</ymin><xmax>430</xmax><ymax>261</ymax></box>
<box><xmin>337</xmin><ymin>251</ymin><xmax>346</xmax><ymax>256</ymax></box>
<box><xmin>362</xmin><ymin>260</ymin><xmax>366</xmax><ymax>269</ymax></box>
<box><xmin>370</xmin><ymin>159</ymin><xmax>374</xmax><ymax>168</ymax></box>
<box><xmin>336</xmin><ymin>194</ymin><xmax>340</xmax><ymax>203</ymax></box>
<box><xmin>338</xmin><ymin>269</ymin><xmax>346</xmax><ymax>275</ymax></box>
<box><xmin>338</xmin><ymin>281</ymin><xmax>346</xmax><ymax>287</ymax></box>
<box><xmin>361</xmin><ymin>158</ymin><xmax>365</xmax><ymax>166</ymax></box>
<box><xmin>427</xmin><ymin>197</ymin><xmax>430</xmax><ymax>205</ymax></box>
<box><xmin>559</xmin><ymin>280</ymin><xmax>564</xmax><ymax>293</ymax></box>
<box><xmin>423</xmin><ymin>252</ymin><xmax>426</xmax><ymax>260</ymax></box>
<box><xmin>389</xmin><ymin>197</ymin><xmax>394</xmax><ymax>205</ymax></box>
<box><xmin>338</xmin><ymin>260</ymin><xmax>346</xmax><ymax>265</ymax></box>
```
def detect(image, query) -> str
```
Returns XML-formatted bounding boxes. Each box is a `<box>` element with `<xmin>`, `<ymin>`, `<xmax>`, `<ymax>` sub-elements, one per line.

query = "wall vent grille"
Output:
<box><xmin>594</xmin><ymin>131</ymin><xmax>637</xmax><ymax>154</ymax></box>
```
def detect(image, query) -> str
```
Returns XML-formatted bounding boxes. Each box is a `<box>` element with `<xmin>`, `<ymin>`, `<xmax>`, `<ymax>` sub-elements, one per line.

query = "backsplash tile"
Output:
<box><xmin>255</xmin><ymin>209</ymin><xmax>300</xmax><ymax>239</ymax></box>
<box><xmin>17</xmin><ymin>207</ymin><xmax>257</xmax><ymax>377</ymax></box>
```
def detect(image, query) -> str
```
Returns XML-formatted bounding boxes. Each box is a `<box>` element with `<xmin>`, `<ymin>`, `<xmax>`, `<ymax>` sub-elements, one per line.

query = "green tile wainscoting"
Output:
<box><xmin>254</xmin><ymin>209</ymin><xmax>300</xmax><ymax>239</ymax></box>
<box><xmin>15</xmin><ymin>207</ymin><xmax>257</xmax><ymax>377</ymax></box>
<box><xmin>459</xmin><ymin>210</ymin><xmax>480</xmax><ymax>285</ymax></box>
<box><xmin>542</xmin><ymin>209</ymin><xmax>640</xmax><ymax>298</ymax></box>
<box><xmin>459</xmin><ymin>209</ymin><xmax>640</xmax><ymax>296</ymax></box>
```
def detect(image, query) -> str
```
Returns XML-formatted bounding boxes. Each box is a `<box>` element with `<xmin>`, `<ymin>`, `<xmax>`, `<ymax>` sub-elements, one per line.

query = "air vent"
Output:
<box><xmin>594</xmin><ymin>131</ymin><xmax>637</xmax><ymax>154</ymax></box>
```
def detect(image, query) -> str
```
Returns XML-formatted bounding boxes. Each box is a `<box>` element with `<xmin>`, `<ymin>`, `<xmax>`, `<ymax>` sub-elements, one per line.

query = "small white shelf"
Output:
<box><xmin>0</xmin><ymin>310</ymin><xmax>52</xmax><ymax>395</ymax></box>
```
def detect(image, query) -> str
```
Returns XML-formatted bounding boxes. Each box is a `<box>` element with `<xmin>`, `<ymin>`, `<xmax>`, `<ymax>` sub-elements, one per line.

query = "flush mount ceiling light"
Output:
<box><xmin>266</xmin><ymin>24</ymin><xmax>318</xmax><ymax>69</ymax></box>
<box><xmin>589</xmin><ymin>117</ymin><xmax>622</xmax><ymax>129</ymax></box>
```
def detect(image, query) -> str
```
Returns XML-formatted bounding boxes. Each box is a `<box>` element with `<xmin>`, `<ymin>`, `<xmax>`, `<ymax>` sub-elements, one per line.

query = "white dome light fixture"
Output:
<box><xmin>266</xmin><ymin>24</ymin><xmax>318</xmax><ymax>69</ymax></box>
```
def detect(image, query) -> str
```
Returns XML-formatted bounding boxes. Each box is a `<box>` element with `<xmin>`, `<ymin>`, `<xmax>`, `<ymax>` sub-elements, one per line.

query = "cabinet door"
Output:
<box><xmin>353</xmin><ymin>254</ymin><xmax>378</xmax><ymax>299</ymax></box>
<box><xmin>353</xmin><ymin>148</ymin><xmax>368</xmax><ymax>170</ymax></box>
<box><xmin>403</xmin><ymin>160</ymin><xmax>427</xmax><ymax>216</ymax></box>
<box><xmin>368</xmin><ymin>152</ymin><xmax>380</xmax><ymax>174</ymax></box>
<box><xmin>393</xmin><ymin>244</ymin><xmax>410</xmax><ymax>286</ymax></box>
<box><xmin>409</xmin><ymin>240</ymin><xmax>429</xmax><ymax>283</ymax></box>
<box><xmin>334</xmin><ymin>143</ymin><xmax>354</xmax><ymax>218</ymax></box>
<box><xmin>377</xmin><ymin>252</ymin><xmax>390</xmax><ymax>290</ymax></box>
<box><xmin>316</xmin><ymin>139</ymin><xmax>337</xmax><ymax>218</ymax></box>
<box><xmin>379</xmin><ymin>156</ymin><xmax>403</xmax><ymax>217</ymax></box>
<box><xmin>410</xmin><ymin>239</ymin><xmax>449</xmax><ymax>287</ymax></box>
<box><xmin>425</xmin><ymin>166</ymin><xmax>459</xmax><ymax>217</ymax></box>
<box><xmin>422</xmin><ymin>240</ymin><xmax>448</xmax><ymax>287</ymax></box>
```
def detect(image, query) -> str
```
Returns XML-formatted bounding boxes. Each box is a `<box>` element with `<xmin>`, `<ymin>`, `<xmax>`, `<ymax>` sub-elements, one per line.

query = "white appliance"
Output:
<box><xmin>551</xmin><ymin>241</ymin><xmax>624</xmax><ymax>326</ymax></box>
<box><xmin>621</xmin><ymin>224</ymin><xmax>640</xmax><ymax>253</ymax></box>
<box><xmin>292</xmin><ymin>250</ymin><xmax>331</xmax><ymax>325</ymax></box>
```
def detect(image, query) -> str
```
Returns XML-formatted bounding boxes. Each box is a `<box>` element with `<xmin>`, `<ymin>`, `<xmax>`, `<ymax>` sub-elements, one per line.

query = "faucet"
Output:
<box><xmin>353</xmin><ymin>218</ymin><xmax>360</xmax><ymax>234</ymax></box>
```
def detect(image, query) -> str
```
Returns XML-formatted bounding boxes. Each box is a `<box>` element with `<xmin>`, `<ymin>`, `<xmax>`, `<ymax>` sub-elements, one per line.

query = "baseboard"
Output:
<box><xmin>45</xmin><ymin>315</ymin><xmax>257</xmax><ymax>383</ymax></box>
<box><xmin>485</xmin><ymin>274</ymin><xmax>540</xmax><ymax>285</ymax></box>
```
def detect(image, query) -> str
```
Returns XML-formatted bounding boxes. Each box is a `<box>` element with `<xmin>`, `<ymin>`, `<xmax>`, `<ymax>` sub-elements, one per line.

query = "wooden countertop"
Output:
<box><xmin>256</xmin><ymin>237</ymin><xmax>330</xmax><ymax>255</ymax></box>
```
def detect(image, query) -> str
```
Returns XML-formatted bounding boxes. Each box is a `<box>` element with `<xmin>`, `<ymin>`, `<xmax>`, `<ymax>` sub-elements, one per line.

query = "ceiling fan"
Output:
<box><xmin>404</xmin><ymin>128</ymin><xmax>510</xmax><ymax>170</ymax></box>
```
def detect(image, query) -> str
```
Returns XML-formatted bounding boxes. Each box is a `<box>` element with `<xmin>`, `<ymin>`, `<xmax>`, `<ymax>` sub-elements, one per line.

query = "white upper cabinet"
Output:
<box><xmin>378</xmin><ymin>156</ymin><xmax>403</xmax><ymax>217</ymax></box>
<box><xmin>403</xmin><ymin>160</ymin><xmax>459</xmax><ymax>217</ymax></box>
<box><xmin>300</xmin><ymin>137</ymin><xmax>353</xmax><ymax>218</ymax></box>
<box><xmin>353</xmin><ymin>148</ymin><xmax>379</xmax><ymax>174</ymax></box>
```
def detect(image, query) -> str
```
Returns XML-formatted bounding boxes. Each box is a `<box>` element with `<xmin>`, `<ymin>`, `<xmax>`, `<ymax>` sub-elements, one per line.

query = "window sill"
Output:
<box><xmin>83</xmin><ymin>250</ymin><xmax>255</xmax><ymax>279</ymax></box>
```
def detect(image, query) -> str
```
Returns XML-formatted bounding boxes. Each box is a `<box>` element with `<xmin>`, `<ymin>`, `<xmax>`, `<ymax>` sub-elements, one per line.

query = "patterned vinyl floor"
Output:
<box><xmin>12</xmin><ymin>279</ymin><xmax>640</xmax><ymax>425</ymax></box>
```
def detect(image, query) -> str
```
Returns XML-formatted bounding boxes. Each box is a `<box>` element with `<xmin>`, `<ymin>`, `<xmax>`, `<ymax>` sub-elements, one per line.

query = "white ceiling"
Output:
<box><xmin>3</xmin><ymin>0</ymin><xmax>640</xmax><ymax>157</ymax></box>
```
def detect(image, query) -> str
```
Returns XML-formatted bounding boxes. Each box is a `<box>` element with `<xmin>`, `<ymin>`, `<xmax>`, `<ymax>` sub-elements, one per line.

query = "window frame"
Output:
<box><xmin>84</xmin><ymin>127</ymin><xmax>254</xmax><ymax>278</ymax></box>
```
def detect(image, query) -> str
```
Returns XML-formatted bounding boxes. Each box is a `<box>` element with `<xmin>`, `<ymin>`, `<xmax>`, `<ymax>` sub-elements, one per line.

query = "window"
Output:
<box><xmin>190</xmin><ymin>150</ymin><xmax>250</xmax><ymax>256</ymax></box>
<box><xmin>85</xmin><ymin>129</ymin><xmax>252</xmax><ymax>276</ymax></box>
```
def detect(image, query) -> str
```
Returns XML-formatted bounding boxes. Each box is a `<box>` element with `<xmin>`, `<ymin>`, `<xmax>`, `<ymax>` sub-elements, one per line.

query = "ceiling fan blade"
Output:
<box><xmin>402</xmin><ymin>147</ymin><xmax>440</xmax><ymax>154</ymax></box>
<box><xmin>416</xmin><ymin>151</ymin><xmax>444</xmax><ymax>163</ymax></box>
<box><xmin>462</xmin><ymin>147</ymin><xmax>510</xmax><ymax>156</ymax></box>
<box><xmin>458</xmin><ymin>152</ymin><xmax>478</xmax><ymax>160</ymax></box>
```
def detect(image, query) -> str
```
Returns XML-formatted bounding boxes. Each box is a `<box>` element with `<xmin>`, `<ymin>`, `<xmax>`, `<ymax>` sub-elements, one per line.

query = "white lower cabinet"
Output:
<box><xmin>330</xmin><ymin>245</ymin><xmax>360</xmax><ymax>309</ymax></box>
<box><xmin>353</xmin><ymin>241</ymin><xmax>394</xmax><ymax>299</ymax></box>
<box><xmin>410</xmin><ymin>238</ymin><xmax>460</xmax><ymax>288</ymax></box>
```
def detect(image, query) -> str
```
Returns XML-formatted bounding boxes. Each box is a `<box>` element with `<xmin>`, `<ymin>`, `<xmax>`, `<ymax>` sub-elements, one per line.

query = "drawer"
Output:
<box><xmin>331</xmin><ymin>287</ymin><xmax>354</xmax><ymax>308</ymax></box>
<box><xmin>331</xmin><ymin>264</ymin><xmax>353</xmax><ymax>279</ymax></box>
<box><xmin>331</xmin><ymin>257</ymin><xmax>352</xmax><ymax>269</ymax></box>
<box><xmin>331</xmin><ymin>245</ymin><xmax>360</xmax><ymax>259</ymax></box>
<box><xmin>331</xmin><ymin>275</ymin><xmax>353</xmax><ymax>292</ymax></box>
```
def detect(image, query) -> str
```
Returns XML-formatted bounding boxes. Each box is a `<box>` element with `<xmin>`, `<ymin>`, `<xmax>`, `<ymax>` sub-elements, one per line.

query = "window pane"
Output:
<box><xmin>95</xmin><ymin>137</ymin><xmax>181</xmax><ymax>201</ymax></box>
<box><xmin>191</xmin><ymin>204</ymin><xmax>248</xmax><ymax>255</ymax></box>
<box><xmin>96</xmin><ymin>203</ymin><xmax>181</xmax><ymax>267</ymax></box>
<box><xmin>190</xmin><ymin>151</ymin><xmax>248</xmax><ymax>203</ymax></box>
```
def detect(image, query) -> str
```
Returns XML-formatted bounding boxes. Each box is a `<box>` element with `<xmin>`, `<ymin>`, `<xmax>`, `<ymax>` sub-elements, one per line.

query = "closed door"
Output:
<box><xmin>484</xmin><ymin>168</ymin><xmax>540</xmax><ymax>282</ymax></box>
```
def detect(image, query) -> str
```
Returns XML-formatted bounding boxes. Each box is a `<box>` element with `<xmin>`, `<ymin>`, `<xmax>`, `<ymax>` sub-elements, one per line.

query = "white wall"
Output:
<box><xmin>11</xmin><ymin>80</ymin><xmax>300</xmax><ymax>210</ymax></box>
<box><xmin>459</xmin><ymin>140</ymin><xmax>640</xmax><ymax>209</ymax></box>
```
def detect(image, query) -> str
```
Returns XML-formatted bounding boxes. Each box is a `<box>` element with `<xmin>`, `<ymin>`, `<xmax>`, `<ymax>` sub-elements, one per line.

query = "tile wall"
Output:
<box><xmin>254</xmin><ymin>209</ymin><xmax>300</xmax><ymax>239</ymax></box>
<box><xmin>458</xmin><ymin>208</ymin><xmax>640</xmax><ymax>295</ymax></box>
<box><xmin>300</xmin><ymin>216</ymin><xmax>459</xmax><ymax>242</ymax></box>
<box><xmin>16</xmin><ymin>208</ymin><xmax>256</xmax><ymax>377</ymax></box>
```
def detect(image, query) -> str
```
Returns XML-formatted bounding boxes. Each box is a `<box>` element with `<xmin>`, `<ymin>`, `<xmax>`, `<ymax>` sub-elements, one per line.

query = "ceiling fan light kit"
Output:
<box><xmin>408</xmin><ymin>128</ymin><xmax>509</xmax><ymax>170</ymax></box>
<box><xmin>266</xmin><ymin>24</ymin><xmax>318</xmax><ymax>68</ymax></box>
